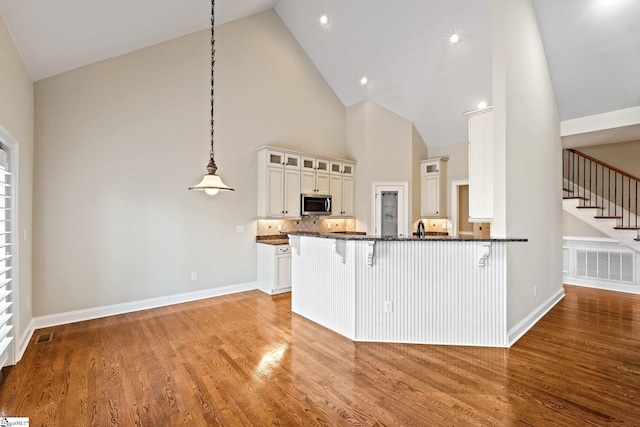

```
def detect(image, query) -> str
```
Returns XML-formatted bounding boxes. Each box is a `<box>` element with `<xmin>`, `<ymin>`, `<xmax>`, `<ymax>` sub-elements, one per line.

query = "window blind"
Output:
<box><xmin>0</xmin><ymin>147</ymin><xmax>13</xmax><ymax>370</ymax></box>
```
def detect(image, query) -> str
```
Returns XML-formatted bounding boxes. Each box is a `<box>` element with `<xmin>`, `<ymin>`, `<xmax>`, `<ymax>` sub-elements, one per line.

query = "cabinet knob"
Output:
<box><xmin>285</xmin><ymin>211</ymin><xmax>288</xmax><ymax>214</ymax></box>
<box><xmin>282</xmin><ymin>211</ymin><xmax>285</xmax><ymax>214</ymax></box>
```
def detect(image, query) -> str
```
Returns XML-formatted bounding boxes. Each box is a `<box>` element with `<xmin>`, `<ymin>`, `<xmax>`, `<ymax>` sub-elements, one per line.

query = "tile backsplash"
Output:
<box><xmin>412</xmin><ymin>218</ymin><xmax>451</xmax><ymax>233</ymax></box>
<box><xmin>257</xmin><ymin>217</ymin><xmax>356</xmax><ymax>236</ymax></box>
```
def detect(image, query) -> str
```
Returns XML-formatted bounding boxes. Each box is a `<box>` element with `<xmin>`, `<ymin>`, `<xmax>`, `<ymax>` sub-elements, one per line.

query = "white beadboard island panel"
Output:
<box><xmin>290</xmin><ymin>234</ymin><xmax>521</xmax><ymax>347</ymax></box>
<box><xmin>355</xmin><ymin>240</ymin><xmax>507</xmax><ymax>346</ymax></box>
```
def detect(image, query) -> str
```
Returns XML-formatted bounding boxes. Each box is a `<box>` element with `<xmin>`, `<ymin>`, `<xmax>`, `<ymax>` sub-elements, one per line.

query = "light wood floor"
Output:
<box><xmin>1</xmin><ymin>285</ymin><xmax>640</xmax><ymax>426</ymax></box>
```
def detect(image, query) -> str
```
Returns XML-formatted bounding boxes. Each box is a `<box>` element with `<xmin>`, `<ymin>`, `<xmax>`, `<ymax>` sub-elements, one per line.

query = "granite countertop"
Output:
<box><xmin>256</xmin><ymin>235</ymin><xmax>289</xmax><ymax>246</ymax></box>
<box><xmin>286</xmin><ymin>231</ymin><xmax>527</xmax><ymax>242</ymax></box>
<box><xmin>256</xmin><ymin>231</ymin><xmax>367</xmax><ymax>245</ymax></box>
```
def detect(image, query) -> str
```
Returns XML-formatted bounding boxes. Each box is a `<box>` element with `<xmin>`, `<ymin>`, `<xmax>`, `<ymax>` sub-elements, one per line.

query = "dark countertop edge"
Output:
<box><xmin>257</xmin><ymin>240</ymin><xmax>290</xmax><ymax>245</ymax></box>
<box><xmin>286</xmin><ymin>231</ymin><xmax>527</xmax><ymax>242</ymax></box>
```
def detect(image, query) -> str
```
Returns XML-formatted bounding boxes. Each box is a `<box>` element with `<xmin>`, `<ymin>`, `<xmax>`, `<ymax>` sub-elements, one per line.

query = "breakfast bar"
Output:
<box><xmin>288</xmin><ymin>232</ymin><xmax>527</xmax><ymax>347</ymax></box>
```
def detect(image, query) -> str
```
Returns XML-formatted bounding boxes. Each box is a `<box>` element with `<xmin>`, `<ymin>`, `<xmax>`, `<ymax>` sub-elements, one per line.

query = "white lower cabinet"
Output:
<box><xmin>257</xmin><ymin>244</ymin><xmax>292</xmax><ymax>295</ymax></box>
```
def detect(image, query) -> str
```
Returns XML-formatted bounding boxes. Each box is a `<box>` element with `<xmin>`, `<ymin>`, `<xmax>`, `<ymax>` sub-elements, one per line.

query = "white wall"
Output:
<box><xmin>32</xmin><ymin>10</ymin><xmax>346</xmax><ymax>316</ymax></box>
<box><xmin>0</xmin><ymin>13</ymin><xmax>34</xmax><ymax>349</ymax></box>
<box><xmin>493</xmin><ymin>0</ymin><xmax>564</xmax><ymax>330</ymax></box>
<box><xmin>346</xmin><ymin>101</ymin><xmax>417</xmax><ymax>234</ymax></box>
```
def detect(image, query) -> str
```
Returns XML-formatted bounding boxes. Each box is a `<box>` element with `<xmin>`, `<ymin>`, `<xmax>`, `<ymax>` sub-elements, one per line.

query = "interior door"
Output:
<box><xmin>373</xmin><ymin>183</ymin><xmax>408</xmax><ymax>237</ymax></box>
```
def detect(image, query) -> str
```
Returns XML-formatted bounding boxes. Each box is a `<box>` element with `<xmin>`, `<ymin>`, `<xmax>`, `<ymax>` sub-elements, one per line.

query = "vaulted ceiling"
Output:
<box><xmin>0</xmin><ymin>0</ymin><xmax>638</xmax><ymax>147</ymax></box>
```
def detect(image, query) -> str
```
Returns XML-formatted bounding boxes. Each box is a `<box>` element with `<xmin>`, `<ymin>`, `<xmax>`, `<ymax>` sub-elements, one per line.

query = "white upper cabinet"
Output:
<box><xmin>420</xmin><ymin>158</ymin><xmax>448</xmax><ymax>218</ymax></box>
<box><xmin>267</xmin><ymin>150</ymin><xmax>300</xmax><ymax>169</ymax></box>
<box><xmin>329</xmin><ymin>165</ymin><xmax>355</xmax><ymax>217</ymax></box>
<box><xmin>301</xmin><ymin>156</ymin><xmax>330</xmax><ymax>194</ymax></box>
<box><xmin>466</xmin><ymin>107</ymin><xmax>493</xmax><ymax>222</ymax></box>
<box><xmin>258</xmin><ymin>148</ymin><xmax>301</xmax><ymax>219</ymax></box>
<box><xmin>258</xmin><ymin>146</ymin><xmax>355</xmax><ymax>219</ymax></box>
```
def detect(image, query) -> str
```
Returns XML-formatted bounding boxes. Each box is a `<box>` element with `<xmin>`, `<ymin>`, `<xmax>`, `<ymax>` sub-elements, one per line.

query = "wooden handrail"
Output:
<box><xmin>568</xmin><ymin>149</ymin><xmax>640</xmax><ymax>183</ymax></box>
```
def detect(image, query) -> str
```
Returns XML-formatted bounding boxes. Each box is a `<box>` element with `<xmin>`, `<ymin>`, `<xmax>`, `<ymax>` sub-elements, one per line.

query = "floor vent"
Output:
<box><xmin>35</xmin><ymin>332</ymin><xmax>54</xmax><ymax>344</ymax></box>
<box><xmin>576</xmin><ymin>249</ymin><xmax>635</xmax><ymax>283</ymax></box>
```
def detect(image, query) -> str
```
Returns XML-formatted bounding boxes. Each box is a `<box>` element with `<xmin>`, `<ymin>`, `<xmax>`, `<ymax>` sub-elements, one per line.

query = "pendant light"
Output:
<box><xmin>189</xmin><ymin>0</ymin><xmax>234</xmax><ymax>195</ymax></box>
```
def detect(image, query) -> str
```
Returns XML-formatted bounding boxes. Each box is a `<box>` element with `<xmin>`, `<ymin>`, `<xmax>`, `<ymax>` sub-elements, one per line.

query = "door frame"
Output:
<box><xmin>371</xmin><ymin>181</ymin><xmax>408</xmax><ymax>237</ymax></box>
<box><xmin>451</xmin><ymin>179</ymin><xmax>469</xmax><ymax>237</ymax></box>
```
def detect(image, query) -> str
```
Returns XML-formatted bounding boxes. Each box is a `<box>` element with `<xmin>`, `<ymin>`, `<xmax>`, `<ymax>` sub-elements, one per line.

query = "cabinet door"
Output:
<box><xmin>424</xmin><ymin>175</ymin><xmax>440</xmax><ymax>216</ymax></box>
<box><xmin>266</xmin><ymin>167</ymin><xmax>285</xmax><ymax>217</ymax></box>
<box><xmin>342</xmin><ymin>164</ymin><xmax>354</xmax><ymax>176</ymax></box>
<box><xmin>301</xmin><ymin>157</ymin><xmax>316</xmax><ymax>172</ymax></box>
<box><xmin>284</xmin><ymin>169</ymin><xmax>301</xmax><ymax>218</ymax></box>
<box><xmin>316</xmin><ymin>173</ymin><xmax>330</xmax><ymax>194</ymax></box>
<box><xmin>342</xmin><ymin>176</ymin><xmax>354</xmax><ymax>216</ymax></box>
<box><xmin>267</xmin><ymin>151</ymin><xmax>285</xmax><ymax>167</ymax></box>
<box><xmin>284</xmin><ymin>154</ymin><xmax>301</xmax><ymax>170</ymax></box>
<box><xmin>276</xmin><ymin>255</ymin><xmax>292</xmax><ymax>289</ymax></box>
<box><xmin>316</xmin><ymin>159</ymin><xmax>329</xmax><ymax>173</ymax></box>
<box><xmin>330</xmin><ymin>161</ymin><xmax>342</xmax><ymax>175</ymax></box>
<box><xmin>329</xmin><ymin>175</ymin><xmax>343</xmax><ymax>216</ymax></box>
<box><xmin>301</xmin><ymin>171</ymin><xmax>316</xmax><ymax>194</ymax></box>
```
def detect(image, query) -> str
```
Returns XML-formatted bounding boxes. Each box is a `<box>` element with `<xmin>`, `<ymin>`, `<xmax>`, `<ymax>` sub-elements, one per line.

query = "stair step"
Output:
<box><xmin>594</xmin><ymin>216</ymin><xmax>622</xmax><ymax>219</ymax></box>
<box><xmin>563</xmin><ymin>196</ymin><xmax>587</xmax><ymax>200</ymax></box>
<box><xmin>613</xmin><ymin>227</ymin><xmax>640</xmax><ymax>230</ymax></box>
<box><xmin>576</xmin><ymin>206</ymin><xmax>602</xmax><ymax>209</ymax></box>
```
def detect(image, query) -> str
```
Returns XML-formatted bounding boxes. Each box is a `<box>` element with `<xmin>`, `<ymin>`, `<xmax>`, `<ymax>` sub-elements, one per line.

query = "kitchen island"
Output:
<box><xmin>288</xmin><ymin>232</ymin><xmax>527</xmax><ymax>347</ymax></box>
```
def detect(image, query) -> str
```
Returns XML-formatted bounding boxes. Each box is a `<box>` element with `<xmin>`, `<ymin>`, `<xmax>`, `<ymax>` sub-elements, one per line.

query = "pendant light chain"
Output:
<box><xmin>188</xmin><ymin>0</ymin><xmax>233</xmax><ymax>193</ymax></box>
<box><xmin>210</xmin><ymin>0</ymin><xmax>216</xmax><ymax>168</ymax></box>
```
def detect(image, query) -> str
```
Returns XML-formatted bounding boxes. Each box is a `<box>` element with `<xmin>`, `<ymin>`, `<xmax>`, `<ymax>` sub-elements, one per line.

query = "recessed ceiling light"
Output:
<box><xmin>477</xmin><ymin>101</ymin><xmax>488</xmax><ymax>109</ymax></box>
<box><xmin>450</xmin><ymin>33</ymin><xmax>460</xmax><ymax>44</ymax></box>
<box><xmin>359</xmin><ymin>76</ymin><xmax>369</xmax><ymax>86</ymax></box>
<box><xmin>320</xmin><ymin>15</ymin><xmax>330</xmax><ymax>25</ymax></box>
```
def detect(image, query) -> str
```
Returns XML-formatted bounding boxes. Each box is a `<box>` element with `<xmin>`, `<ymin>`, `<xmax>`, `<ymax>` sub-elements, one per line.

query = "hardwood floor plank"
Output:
<box><xmin>2</xmin><ymin>285</ymin><xmax>640</xmax><ymax>425</ymax></box>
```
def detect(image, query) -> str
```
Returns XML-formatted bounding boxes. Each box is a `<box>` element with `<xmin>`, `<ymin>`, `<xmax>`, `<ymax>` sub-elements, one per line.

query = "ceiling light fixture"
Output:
<box><xmin>189</xmin><ymin>0</ymin><xmax>234</xmax><ymax>196</ymax></box>
<box><xmin>450</xmin><ymin>33</ymin><xmax>460</xmax><ymax>44</ymax></box>
<box><xmin>477</xmin><ymin>101</ymin><xmax>488</xmax><ymax>109</ymax></box>
<box><xmin>320</xmin><ymin>14</ymin><xmax>330</xmax><ymax>25</ymax></box>
<box><xmin>359</xmin><ymin>76</ymin><xmax>369</xmax><ymax>86</ymax></box>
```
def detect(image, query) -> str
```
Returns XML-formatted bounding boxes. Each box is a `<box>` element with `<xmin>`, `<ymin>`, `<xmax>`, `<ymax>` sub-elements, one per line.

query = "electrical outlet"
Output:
<box><xmin>534</xmin><ymin>286</ymin><xmax>537</xmax><ymax>296</ymax></box>
<box><xmin>191</xmin><ymin>272</ymin><xmax>197</xmax><ymax>281</ymax></box>
<box><xmin>236</xmin><ymin>225</ymin><xmax>244</xmax><ymax>233</ymax></box>
<box><xmin>277</xmin><ymin>224</ymin><xmax>282</xmax><ymax>232</ymax></box>
<box><xmin>384</xmin><ymin>301</ymin><xmax>393</xmax><ymax>313</ymax></box>
<box><xmin>328</xmin><ymin>222</ymin><xmax>331</xmax><ymax>229</ymax></box>
<box><xmin>27</xmin><ymin>297</ymin><xmax>30</xmax><ymax>309</ymax></box>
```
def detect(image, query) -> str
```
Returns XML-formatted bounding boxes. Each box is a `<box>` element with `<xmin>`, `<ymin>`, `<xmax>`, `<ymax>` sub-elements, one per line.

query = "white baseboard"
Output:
<box><xmin>17</xmin><ymin>318</ymin><xmax>35</xmax><ymax>361</ymax></box>
<box><xmin>563</xmin><ymin>278</ymin><xmax>640</xmax><ymax>295</ymax></box>
<box><xmin>33</xmin><ymin>282</ymin><xmax>258</xmax><ymax>330</ymax></box>
<box><xmin>508</xmin><ymin>288</ymin><xmax>565</xmax><ymax>346</ymax></box>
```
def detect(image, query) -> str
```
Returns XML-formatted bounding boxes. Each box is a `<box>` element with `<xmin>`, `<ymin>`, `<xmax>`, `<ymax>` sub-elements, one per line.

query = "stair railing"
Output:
<box><xmin>563</xmin><ymin>149</ymin><xmax>638</xmax><ymax>231</ymax></box>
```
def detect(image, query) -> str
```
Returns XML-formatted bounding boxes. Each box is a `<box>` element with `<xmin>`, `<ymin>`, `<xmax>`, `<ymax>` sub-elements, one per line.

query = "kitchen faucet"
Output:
<box><xmin>416</xmin><ymin>220</ymin><xmax>425</xmax><ymax>238</ymax></box>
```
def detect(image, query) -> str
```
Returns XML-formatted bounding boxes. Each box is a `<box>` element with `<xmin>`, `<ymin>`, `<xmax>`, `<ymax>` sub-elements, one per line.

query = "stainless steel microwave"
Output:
<box><xmin>301</xmin><ymin>194</ymin><xmax>332</xmax><ymax>216</ymax></box>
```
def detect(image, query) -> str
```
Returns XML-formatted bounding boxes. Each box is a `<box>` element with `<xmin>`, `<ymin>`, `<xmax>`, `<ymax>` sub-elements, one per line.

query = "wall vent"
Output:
<box><xmin>576</xmin><ymin>249</ymin><xmax>634</xmax><ymax>283</ymax></box>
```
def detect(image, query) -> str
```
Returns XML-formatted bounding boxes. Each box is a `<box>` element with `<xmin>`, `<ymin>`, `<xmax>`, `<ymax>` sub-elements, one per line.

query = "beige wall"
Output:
<box><xmin>493</xmin><ymin>0</ymin><xmax>564</xmax><ymax>331</ymax></box>
<box><xmin>0</xmin><ymin>14</ymin><xmax>34</xmax><ymax>349</ymax></box>
<box><xmin>563</xmin><ymin>212</ymin><xmax>607</xmax><ymax>238</ymax></box>
<box><xmin>346</xmin><ymin>101</ymin><xmax>416</xmax><ymax>234</ymax></box>
<box><xmin>577</xmin><ymin>140</ymin><xmax>640</xmax><ymax>177</ymax></box>
<box><xmin>33</xmin><ymin>10</ymin><xmax>346</xmax><ymax>316</ymax></box>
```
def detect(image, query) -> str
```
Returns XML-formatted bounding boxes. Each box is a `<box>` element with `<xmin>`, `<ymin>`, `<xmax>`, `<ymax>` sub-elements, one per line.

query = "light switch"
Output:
<box><xmin>236</xmin><ymin>226</ymin><xmax>244</xmax><ymax>233</ymax></box>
